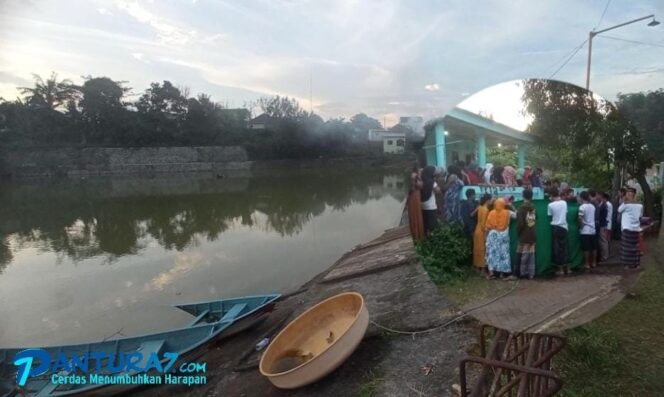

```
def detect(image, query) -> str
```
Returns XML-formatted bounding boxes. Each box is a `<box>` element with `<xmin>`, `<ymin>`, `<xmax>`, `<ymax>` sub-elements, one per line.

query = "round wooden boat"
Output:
<box><xmin>259</xmin><ymin>292</ymin><xmax>369</xmax><ymax>389</ymax></box>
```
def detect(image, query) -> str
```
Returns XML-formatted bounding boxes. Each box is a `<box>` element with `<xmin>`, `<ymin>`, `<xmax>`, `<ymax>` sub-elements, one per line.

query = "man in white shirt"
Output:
<box><xmin>618</xmin><ymin>188</ymin><xmax>643</xmax><ymax>269</ymax></box>
<box><xmin>578</xmin><ymin>191</ymin><xmax>597</xmax><ymax>270</ymax></box>
<box><xmin>547</xmin><ymin>188</ymin><xmax>569</xmax><ymax>275</ymax></box>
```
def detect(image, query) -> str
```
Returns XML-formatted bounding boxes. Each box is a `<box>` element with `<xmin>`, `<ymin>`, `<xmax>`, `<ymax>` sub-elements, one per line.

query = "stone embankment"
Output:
<box><xmin>2</xmin><ymin>146</ymin><xmax>249</xmax><ymax>178</ymax></box>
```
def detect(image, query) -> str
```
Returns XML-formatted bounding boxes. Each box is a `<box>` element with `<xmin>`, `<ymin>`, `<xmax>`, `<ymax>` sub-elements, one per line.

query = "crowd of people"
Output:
<box><xmin>408</xmin><ymin>161</ymin><xmax>647</xmax><ymax>280</ymax></box>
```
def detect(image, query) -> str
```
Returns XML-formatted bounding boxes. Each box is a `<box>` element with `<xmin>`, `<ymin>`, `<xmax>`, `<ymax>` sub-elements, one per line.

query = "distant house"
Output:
<box><xmin>397</xmin><ymin>116</ymin><xmax>425</xmax><ymax>140</ymax></box>
<box><xmin>248</xmin><ymin>113</ymin><xmax>277</xmax><ymax>130</ymax></box>
<box><xmin>382</xmin><ymin>133</ymin><xmax>406</xmax><ymax>154</ymax></box>
<box><xmin>368</xmin><ymin>129</ymin><xmax>389</xmax><ymax>142</ymax></box>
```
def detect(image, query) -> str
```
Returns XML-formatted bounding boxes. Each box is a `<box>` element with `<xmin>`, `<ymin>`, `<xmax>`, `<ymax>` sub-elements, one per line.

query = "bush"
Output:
<box><xmin>416</xmin><ymin>223</ymin><xmax>470</xmax><ymax>284</ymax></box>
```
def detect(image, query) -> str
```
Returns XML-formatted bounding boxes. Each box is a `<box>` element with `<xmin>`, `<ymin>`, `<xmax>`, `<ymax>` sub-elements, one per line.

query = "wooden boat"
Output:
<box><xmin>259</xmin><ymin>292</ymin><xmax>369</xmax><ymax>389</ymax></box>
<box><xmin>175</xmin><ymin>293</ymin><xmax>280</xmax><ymax>337</ymax></box>
<box><xmin>0</xmin><ymin>294</ymin><xmax>280</xmax><ymax>397</ymax></box>
<box><xmin>0</xmin><ymin>322</ymin><xmax>229</xmax><ymax>397</ymax></box>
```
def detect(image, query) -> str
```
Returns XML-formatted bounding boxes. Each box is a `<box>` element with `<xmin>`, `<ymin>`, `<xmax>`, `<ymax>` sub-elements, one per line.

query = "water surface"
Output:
<box><xmin>0</xmin><ymin>169</ymin><xmax>405</xmax><ymax>346</ymax></box>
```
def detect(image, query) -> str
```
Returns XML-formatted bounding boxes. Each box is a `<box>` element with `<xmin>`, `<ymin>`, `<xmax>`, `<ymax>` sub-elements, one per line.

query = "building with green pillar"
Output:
<box><xmin>423</xmin><ymin>107</ymin><xmax>590</xmax><ymax>275</ymax></box>
<box><xmin>424</xmin><ymin>107</ymin><xmax>534</xmax><ymax>173</ymax></box>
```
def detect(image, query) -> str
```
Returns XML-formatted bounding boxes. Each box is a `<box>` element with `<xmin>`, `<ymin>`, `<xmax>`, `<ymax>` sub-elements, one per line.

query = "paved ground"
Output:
<box><xmin>454</xmin><ymin>241</ymin><xmax>647</xmax><ymax>333</ymax></box>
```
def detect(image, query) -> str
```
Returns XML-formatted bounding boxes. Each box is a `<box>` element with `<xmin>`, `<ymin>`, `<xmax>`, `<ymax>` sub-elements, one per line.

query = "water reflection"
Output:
<box><xmin>0</xmin><ymin>170</ymin><xmax>405</xmax><ymax>346</ymax></box>
<box><xmin>0</xmin><ymin>171</ymin><xmax>405</xmax><ymax>269</ymax></box>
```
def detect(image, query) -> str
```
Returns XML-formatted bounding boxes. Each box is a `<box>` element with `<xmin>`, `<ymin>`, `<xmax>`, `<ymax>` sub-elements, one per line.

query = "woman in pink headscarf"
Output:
<box><xmin>502</xmin><ymin>165</ymin><xmax>517</xmax><ymax>186</ymax></box>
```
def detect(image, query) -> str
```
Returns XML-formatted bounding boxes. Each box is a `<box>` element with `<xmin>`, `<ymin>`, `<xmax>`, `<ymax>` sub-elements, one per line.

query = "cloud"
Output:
<box><xmin>114</xmin><ymin>0</ymin><xmax>197</xmax><ymax>45</ymax></box>
<box><xmin>1</xmin><ymin>0</ymin><xmax>662</xmax><ymax>123</ymax></box>
<box><xmin>132</xmin><ymin>52</ymin><xmax>149</xmax><ymax>63</ymax></box>
<box><xmin>144</xmin><ymin>252</ymin><xmax>206</xmax><ymax>291</ymax></box>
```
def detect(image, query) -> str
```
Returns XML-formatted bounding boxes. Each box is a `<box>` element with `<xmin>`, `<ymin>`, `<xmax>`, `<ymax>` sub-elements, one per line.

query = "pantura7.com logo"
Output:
<box><xmin>12</xmin><ymin>348</ymin><xmax>207</xmax><ymax>387</ymax></box>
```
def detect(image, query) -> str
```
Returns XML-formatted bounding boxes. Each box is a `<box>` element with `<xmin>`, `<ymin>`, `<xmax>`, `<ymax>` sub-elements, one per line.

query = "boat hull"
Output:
<box><xmin>259</xmin><ymin>292</ymin><xmax>369</xmax><ymax>389</ymax></box>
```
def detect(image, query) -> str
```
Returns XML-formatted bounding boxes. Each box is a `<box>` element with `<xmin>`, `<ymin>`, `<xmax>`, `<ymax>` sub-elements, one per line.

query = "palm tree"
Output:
<box><xmin>19</xmin><ymin>72</ymin><xmax>79</xmax><ymax>110</ymax></box>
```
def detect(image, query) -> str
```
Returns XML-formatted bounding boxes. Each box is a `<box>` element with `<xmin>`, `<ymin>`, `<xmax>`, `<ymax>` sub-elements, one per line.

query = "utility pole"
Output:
<box><xmin>586</xmin><ymin>14</ymin><xmax>658</xmax><ymax>90</ymax></box>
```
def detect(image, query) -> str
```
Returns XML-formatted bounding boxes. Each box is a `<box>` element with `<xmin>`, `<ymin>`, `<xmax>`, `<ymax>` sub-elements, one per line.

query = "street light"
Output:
<box><xmin>585</xmin><ymin>14</ymin><xmax>659</xmax><ymax>90</ymax></box>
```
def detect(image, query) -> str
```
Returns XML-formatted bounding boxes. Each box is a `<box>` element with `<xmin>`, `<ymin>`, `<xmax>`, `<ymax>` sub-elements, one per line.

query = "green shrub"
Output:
<box><xmin>653</xmin><ymin>187</ymin><xmax>662</xmax><ymax>223</ymax></box>
<box><xmin>416</xmin><ymin>223</ymin><xmax>470</xmax><ymax>284</ymax></box>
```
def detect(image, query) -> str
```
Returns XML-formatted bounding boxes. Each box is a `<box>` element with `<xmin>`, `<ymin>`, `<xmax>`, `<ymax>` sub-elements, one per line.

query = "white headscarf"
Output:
<box><xmin>483</xmin><ymin>163</ymin><xmax>493</xmax><ymax>184</ymax></box>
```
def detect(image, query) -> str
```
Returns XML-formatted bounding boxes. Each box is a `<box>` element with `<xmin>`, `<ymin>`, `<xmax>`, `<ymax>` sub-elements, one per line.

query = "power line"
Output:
<box><xmin>548</xmin><ymin>39</ymin><xmax>588</xmax><ymax>79</ymax></box>
<box><xmin>598</xmin><ymin>34</ymin><xmax>664</xmax><ymax>49</ymax></box>
<box><xmin>594</xmin><ymin>0</ymin><xmax>612</xmax><ymax>31</ymax></box>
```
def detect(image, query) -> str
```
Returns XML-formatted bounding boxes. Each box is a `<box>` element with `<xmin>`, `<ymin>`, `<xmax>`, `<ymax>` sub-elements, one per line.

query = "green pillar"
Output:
<box><xmin>517</xmin><ymin>145</ymin><xmax>526</xmax><ymax>173</ymax></box>
<box><xmin>477</xmin><ymin>132</ymin><xmax>486</xmax><ymax>167</ymax></box>
<box><xmin>434</xmin><ymin>123</ymin><xmax>446</xmax><ymax>167</ymax></box>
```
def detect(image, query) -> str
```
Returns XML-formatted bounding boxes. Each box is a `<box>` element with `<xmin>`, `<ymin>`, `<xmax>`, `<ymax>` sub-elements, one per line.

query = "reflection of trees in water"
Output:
<box><xmin>0</xmin><ymin>171</ymin><xmax>405</xmax><ymax>265</ymax></box>
<box><xmin>0</xmin><ymin>240</ymin><xmax>12</xmax><ymax>274</ymax></box>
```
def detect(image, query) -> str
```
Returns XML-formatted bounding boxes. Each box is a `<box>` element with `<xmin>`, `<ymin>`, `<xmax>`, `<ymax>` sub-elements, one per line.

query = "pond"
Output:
<box><xmin>0</xmin><ymin>169</ymin><xmax>406</xmax><ymax>347</ymax></box>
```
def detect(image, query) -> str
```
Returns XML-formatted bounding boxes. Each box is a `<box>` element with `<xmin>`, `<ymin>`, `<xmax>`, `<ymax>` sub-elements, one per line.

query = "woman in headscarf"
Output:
<box><xmin>420</xmin><ymin>165</ymin><xmax>441</xmax><ymax>235</ymax></box>
<box><xmin>483</xmin><ymin>163</ymin><xmax>494</xmax><ymax>185</ymax></box>
<box><xmin>485</xmin><ymin>198</ymin><xmax>516</xmax><ymax>279</ymax></box>
<box><xmin>407</xmin><ymin>162</ymin><xmax>425</xmax><ymax>241</ymax></box>
<box><xmin>443</xmin><ymin>165</ymin><xmax>464</xmax><ymax>224</ymax></box>
<box><xmin>473</xmin><ymin>193</ymin><xmax>492</xmax><ymax>272</ymax></box>
<box><xmin>502</xmin><ymin>165</ymin><xmax>517</xmax><ymax>186</ymax></box>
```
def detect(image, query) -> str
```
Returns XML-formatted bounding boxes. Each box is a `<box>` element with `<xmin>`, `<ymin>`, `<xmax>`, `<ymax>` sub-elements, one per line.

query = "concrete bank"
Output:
<box><xmin>2</xmin><ymin>146</ymin><xmax>249</xmax><ymax>178</ymax></box>
<box><xmin>1</xmin><ymin>146</ymin><xmax>410</xmax><ymax>178</ymax></box>
<box><xmin>131</xmin><ymin>225</ymin><xmax>474</xmax><ymax>397</ymax></box>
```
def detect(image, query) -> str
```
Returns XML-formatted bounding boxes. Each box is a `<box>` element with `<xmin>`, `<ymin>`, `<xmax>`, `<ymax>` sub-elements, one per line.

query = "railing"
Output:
<box><xmin>459</xmin><ymin>325</ymin><xmax>566</xmax><ymax>397</ymax></box>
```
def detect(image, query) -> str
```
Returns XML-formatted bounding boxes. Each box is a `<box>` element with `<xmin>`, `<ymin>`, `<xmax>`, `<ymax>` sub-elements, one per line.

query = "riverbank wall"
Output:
<box><xmin>1</xmin><ymin>146</ymin><xmax>410</xmax><ymax>178</ymax></box>
<box><xmin>1</xmin><ymin>146</ymin><xmax>249</xmax><ymax>178</ymax></box>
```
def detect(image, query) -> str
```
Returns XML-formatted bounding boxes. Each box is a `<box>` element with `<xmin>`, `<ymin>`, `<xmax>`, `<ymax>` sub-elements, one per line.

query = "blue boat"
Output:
<box><xmin>175</xmin><ymin>293</ymin><xmax>281</xmax><ymax>329</ymax></box>
<box><xmin>0</xmin><ymin>294</ymin><xmax>280</xmax><ymax>397</ymax></box>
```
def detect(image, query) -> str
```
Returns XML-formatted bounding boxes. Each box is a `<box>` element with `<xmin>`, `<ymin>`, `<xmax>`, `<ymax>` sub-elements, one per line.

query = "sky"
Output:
<box><xmin>1</xmin><ymin>0</ymin><xmax>663</xmax><ymax>127</ymax></box>
<box><xmin>457</xmin><ymin>80</ymin><xmax>533</xmax><ymax>131</ymax></box>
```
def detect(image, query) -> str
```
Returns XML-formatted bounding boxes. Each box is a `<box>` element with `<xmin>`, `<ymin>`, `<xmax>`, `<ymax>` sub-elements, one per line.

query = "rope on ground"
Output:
<box><xmin>369</xmin><ymin>280</ymin><xmax>521</xmax><ymax>337</ymax></box>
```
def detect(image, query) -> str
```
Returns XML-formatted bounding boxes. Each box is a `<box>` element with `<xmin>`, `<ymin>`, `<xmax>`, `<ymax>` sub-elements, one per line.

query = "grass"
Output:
<box><xmin>554</xmin><ymin>245</ymin><xmax>664</xmax><ymax>396</ymax></box>
<box><xmin>357</xmin><ymin>368</ymin><xmax>385</xmax><ymax>397</ymax></box>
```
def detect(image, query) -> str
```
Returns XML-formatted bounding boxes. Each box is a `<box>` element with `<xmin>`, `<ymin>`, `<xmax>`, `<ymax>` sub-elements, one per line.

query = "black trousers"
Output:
<box><xmin>551</xmin><ymin>225</ymin><xmax>568</xmax><ymax>266</ymax></box>
<box><xmin>422</xmin><ymin>210</ymin><xmax>438</xmax><ymax>235</ymax></box>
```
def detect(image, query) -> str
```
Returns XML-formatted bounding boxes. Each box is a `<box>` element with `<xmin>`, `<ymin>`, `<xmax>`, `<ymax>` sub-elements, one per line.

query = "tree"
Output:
<box><xmin>522</xmin><ymin>79</ymin><xmax>654</xmax><ymax>215</ymax></box>
<box><xmin>19</xmin><ymin>72</ymin><xmax>79</xmax><ymax>111</ymax></box>
<box><xmin>256</xmin><ymin>96</ymin><xmax>306</xmax><ymax>119</ymax></box>
<box><xmin>136</xmin><ymin>81</ymin><xmax>189</xmax><ymax>144</ymax></box>
<box><xmin>616</xmin><ymin>90</ymin><xmax>664</xmax><ymax>160</ymax></box>
<box><xmin>136</xmin><ymin>81</ymin><xmax>188</xmax><ymax>116</ymax></box>
<box><xmin>350</xmin><ymin>113</ymin><xmax>382</xmax><ymax>140</ymax></box>
<box><xmin>79</xmin><ymin>77</ymin><xmax>130</xmax><ymax>144</ymax></box>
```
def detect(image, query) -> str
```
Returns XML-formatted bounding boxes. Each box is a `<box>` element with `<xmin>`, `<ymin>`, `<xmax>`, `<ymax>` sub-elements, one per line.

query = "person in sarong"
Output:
<box><xmin>443</xmin><ymin>165</ymin><xmax>464</xmax><ymax>224</ymax></box>
<box><xmin>618</xmin><ymin>187</ymin><xmax>643</xmax><ymax>269</ymax></box>
<box><xmin>472</xmin><ymin>193</ymin><xmax>492</xmax><ymax>272</ymax></box>
<box><xmin>516</xmin><ymin>189</ymin><xmax>537</xmax><ymax>278</ymax></box>
<box><xmin>407</xmin><ymin>163</ymin><xmax>425</xmax><ymax>241</ymax></box>
<box><xmin>485</xmin><ymin>198</ymin><xmax>516</xmax><ymax>279</ymax></box>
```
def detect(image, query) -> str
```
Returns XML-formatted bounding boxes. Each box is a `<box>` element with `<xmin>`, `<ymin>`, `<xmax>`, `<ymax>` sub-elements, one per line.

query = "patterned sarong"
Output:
<box><xmin>621</xmin><ymin>229</ymin><xmax>640</xmax><ymax>266</ymax></box>
<box><xmin>486</xmin><ymin>229</ymin><xmax>511</xmax><ymax>273</ymax></box>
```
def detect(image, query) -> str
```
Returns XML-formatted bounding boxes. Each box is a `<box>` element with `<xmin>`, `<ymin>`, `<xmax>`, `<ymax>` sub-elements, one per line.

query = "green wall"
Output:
<box><xmin>508</xmin><ymin>199</ymin><xmax>583</xmax><ymax>275</ymax></box>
